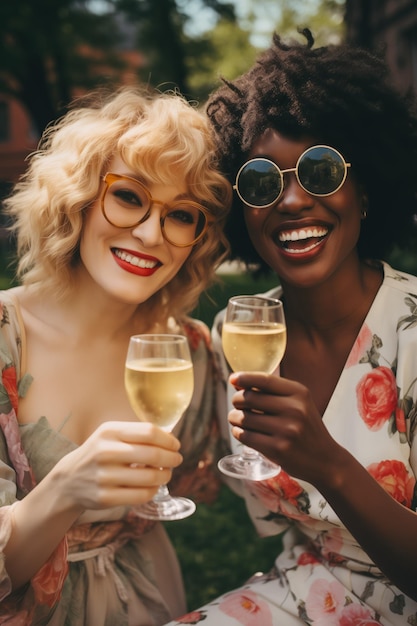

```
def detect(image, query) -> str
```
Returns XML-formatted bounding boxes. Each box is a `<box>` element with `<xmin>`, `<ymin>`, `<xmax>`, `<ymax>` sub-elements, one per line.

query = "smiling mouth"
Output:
<box><xmin>112</xmin><ymin>248</ymin><xmax>160</xmax><ymax>269</ymax></box>
<box><xmin>277</xmin><ymin>226</ymin><xmax>329</xmax><ymax>254</ymax></box>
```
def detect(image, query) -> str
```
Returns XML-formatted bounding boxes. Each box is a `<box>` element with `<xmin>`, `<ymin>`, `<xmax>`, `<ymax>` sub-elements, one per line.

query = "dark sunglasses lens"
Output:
<box><xmin>298</xmin><ymin>146</ymin><xmax>346</xmax><ymax>195</ymax></box>
<box><xmin>237</xmin><ymin>159</ymin><xmax>282</xmax><ymax>207</ymax></box>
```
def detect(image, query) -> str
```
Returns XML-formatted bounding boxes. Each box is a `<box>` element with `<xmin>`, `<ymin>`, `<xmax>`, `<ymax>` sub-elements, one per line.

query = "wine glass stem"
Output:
<box><xmin>153</xmin><ymin>484</ymin><xmax>171</xmax><ymax>502</ymax></box>
<box><xmin>240</xmin><ymin>445</ymin><xmax>260</xmax><ymax>460</ymax></box>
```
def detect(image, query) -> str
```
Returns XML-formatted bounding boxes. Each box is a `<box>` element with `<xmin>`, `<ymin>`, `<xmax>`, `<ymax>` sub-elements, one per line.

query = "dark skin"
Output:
<box><xmin>228</xmin><ymin>130</ymin><xmax>417</xmax><ymax>601</ymax></box>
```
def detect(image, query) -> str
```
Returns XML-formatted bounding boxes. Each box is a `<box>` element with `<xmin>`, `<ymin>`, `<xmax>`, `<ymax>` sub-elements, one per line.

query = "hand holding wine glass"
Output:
<box><xmin>219</xmin><ymin>295</ymin><xmax>286</xmax><ymax>481</ymax></box>
<box><xmin>124</xmin><ymin>333</ymin><xmax>196</xmax><ymax>520</ymax></box>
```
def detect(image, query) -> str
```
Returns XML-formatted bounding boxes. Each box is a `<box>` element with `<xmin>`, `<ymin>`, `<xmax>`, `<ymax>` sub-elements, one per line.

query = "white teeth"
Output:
<box><xmin>285</xmin><ymin>240</ymin><xmax>324</xmax><ymax>254</ymax></box>
<box><xmin>114</xmin><ymin>249</ymin><xmax>158</xmax><ymax>269</ymax></box>
<box><xmin>279</xmin><ymin>227</ymin><xmax>328</xmax><ymax>242</ymax></box>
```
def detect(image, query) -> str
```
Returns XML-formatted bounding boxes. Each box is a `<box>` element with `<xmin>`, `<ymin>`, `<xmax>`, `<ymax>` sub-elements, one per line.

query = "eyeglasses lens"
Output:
<box><xmin>103</xmin><ymin>176</ymin><xmax>207</xmax><ymax>247</ymax></box>
<box><xmin>237</xmin><ymin>159</ymin><xmax>282</xmax><ymax>208</ymax></box>
<box><xmin>298</xmin><ymin>147</ymin><xmax>346</xmax><ymax>195</ymax></box>
<box><xmin>163</xmin><ymin>203</ymin><xmax>207</xmax><ymax>247</ymax></box>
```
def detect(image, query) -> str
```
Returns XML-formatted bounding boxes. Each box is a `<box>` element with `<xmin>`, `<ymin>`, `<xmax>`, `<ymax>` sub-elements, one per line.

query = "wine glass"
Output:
<box><xmin>124</xmin><ymin>333</ymin><xmax>196</xmax><ymax>520</ymax></box>
<box><xmin>218</xmin><ymin>295</ymin><xmax>287</xmax><ymax>481</ymax></box>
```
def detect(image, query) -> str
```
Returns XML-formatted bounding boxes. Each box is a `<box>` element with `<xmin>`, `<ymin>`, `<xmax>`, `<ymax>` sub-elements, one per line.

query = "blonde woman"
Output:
<box><xmin>0</xmin><ymin>87</ymin><xmax>231</xmax><ymax>625</ymax></box>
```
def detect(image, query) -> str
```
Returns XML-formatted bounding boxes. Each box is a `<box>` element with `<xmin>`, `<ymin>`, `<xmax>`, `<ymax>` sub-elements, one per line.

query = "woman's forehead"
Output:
<box><xmin>105</xmin><ymin>154</ymin><xmax>192</xmax><ymax>197</ymax></box>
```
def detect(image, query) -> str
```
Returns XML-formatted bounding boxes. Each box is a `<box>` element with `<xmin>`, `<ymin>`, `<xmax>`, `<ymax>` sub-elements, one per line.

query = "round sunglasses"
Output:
<box><xmin>234</xmin><ymin>145</ymin><xmax>351</xmax><ymax>209</ymax></box>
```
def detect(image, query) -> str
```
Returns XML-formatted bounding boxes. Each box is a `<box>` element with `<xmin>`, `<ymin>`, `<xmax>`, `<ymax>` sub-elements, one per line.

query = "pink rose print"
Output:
<box><xmin>0</xmin><ymin>410</ymin><xmax>35</xmax><ymax>493</ymax></box>
<box><xmin>0</xmin><ymin>607</ymin><xmax>34</xmax><ymax>625</ymax></box>
<box><xmin>339</xmin><ymin>603</ymin><xmax>382</xmax><ymax>625</ymax></box>
<box><xmin>184</xmin><ymin>321</ymin><xmax>206</xmax><ymax>351</ymax></box>
<box><xmin>346</xmin><ymin>324</ymin><xmax>373</xmax><ymax>368</ymax></box>
<box><xmin>2</xmin><ymin>365</ymin><xmax>18</xmax><ymax>414</ymax></box>
<box><xmin>219</xmin><ymin>590</ymin><xmax>273</xmax><ymax>626</ymax></box>
<box><xmin>395</xmin><ymin>406</ymin><xmax>407</xmax><ymax>435</ymax></box>
<box><xmin>319</xmin><ymin>529</ymin><xmax>345</xmax><ymax>566</ymax></box>
<box><xmin>367</xmin><ymin>459</ymin><xmax>415</xmax><ymax>507</ymax></box>
<box><xmin>356</xmin><ymin>366</ymin><xmax>397</xmax><ymax>430</ymax></box>
<box><xmin>32</xmin><ymin>539</ymin><xmax>69</xmax><ymax>607</ymax></box>
<box><xmin>305</xmin><ymin>579</ymin><xmax>346</xmax><ymax>626</ymax></box>
<box><xmin>297</xmin><ymin>551</ymin><xmax>320</xmax><ymax>566</ymax></box>
<box><xmin>177</xmin><ymin>610</ymin><xmax>207</xmax><ymax>623</ymax></box>
<box><xmin>250</xmin><ymin>470</ymin><xmax>309</xmax><ymax>519</ymax></box>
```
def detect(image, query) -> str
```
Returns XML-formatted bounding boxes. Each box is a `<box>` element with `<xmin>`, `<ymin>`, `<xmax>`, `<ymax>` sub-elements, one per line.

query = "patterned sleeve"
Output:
<box><xmin>168</xmin><ymin>317</ymin><xmax>231</xmax><ymax>504</ymax></box>
<box><xmin>0</xmin><ymin>297</ymin><xmax>69</xmax><ymax>621</ymax></box>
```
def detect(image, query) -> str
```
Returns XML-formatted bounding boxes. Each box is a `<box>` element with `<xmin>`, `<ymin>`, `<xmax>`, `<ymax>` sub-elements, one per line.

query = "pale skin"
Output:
<box><xmin>227</xmin><ymin>130</ymin><xmax>417</xmax><ymax>601</ymax></box>
<box><xmin>4</xmin><ymin>157</ymin><xmax>195</xmax><ymax>590</ymax></box>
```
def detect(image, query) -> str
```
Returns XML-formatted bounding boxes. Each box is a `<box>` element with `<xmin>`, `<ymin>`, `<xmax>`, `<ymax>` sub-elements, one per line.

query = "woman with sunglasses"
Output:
<box><xmin>166</xmin><ymin>30</ymin><xmax>417</xmax><ymax>625</ymax></box>
<box><xmin>0</xmin><ymin>86</ymin><xmax>231</xmax><ymax>624</ymax></box>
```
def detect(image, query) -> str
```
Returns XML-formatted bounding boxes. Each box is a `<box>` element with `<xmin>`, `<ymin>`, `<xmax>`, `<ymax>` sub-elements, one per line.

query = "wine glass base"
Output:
<box><xmin>218</xmin><ymin>453</ymin><xmax>281</xmax><ymax>481</ymax></box>
<box><xmin>135</xmin><ymin>496</ymin><xmax>196</xmax><ymax>521</ymax></box>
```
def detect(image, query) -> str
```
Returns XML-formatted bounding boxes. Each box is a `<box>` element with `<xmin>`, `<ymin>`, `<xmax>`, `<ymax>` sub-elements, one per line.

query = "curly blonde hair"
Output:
<box><xmin>4</xmin><ymin>86</ymin><xmax>232</xmax><ymax>323</ymax></box>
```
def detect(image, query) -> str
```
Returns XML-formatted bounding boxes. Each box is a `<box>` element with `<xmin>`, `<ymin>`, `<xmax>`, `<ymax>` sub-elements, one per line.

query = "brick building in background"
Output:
<box><xmin>0</xmin><ymin>97</ymin><xmax>37</xmax><ymax>196</ymax></box>
<box><xmin>0</xmin><ymin>48</ymin><xmax>143</xmax><ymax>194</ymax></box>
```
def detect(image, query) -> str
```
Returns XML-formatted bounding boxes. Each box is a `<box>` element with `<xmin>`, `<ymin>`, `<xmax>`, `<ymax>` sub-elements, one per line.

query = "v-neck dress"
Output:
<box><xmin>166</xmin><ymin>262</ymin><xmax>417</xmax><ymax>626</ymax></box>
<box><xmin>0</xmin><ymin>291</ymin><xmax>223</xmax><ymax>626</ymax></box>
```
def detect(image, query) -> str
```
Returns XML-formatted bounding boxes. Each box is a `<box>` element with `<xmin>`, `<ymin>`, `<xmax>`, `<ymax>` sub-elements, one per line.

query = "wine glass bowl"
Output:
<box><xmin>125</xmin><ymin>334</ymin><xmax>196</xmax><ymax>520</ymax></box>
<box><xmin>219</xmin><ymin>295</ymin><xmax>286</xmax><ymax>481</ymax></box>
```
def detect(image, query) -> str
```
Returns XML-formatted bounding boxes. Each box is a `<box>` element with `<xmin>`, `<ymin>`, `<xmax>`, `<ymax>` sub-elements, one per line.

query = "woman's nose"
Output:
<box><xmin>275</xmin><ymin>173</ymin><xmax>315</xmax><ymax>214</ymax></box>
<box><xmin>130</xmin><ymin>204</ymin><xmax>165</xmax><ymax>246</ymax></box>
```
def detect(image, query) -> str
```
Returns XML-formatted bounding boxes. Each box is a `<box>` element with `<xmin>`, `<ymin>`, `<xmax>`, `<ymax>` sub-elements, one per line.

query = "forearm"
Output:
<box><xmin>3</xmin><ymin>420</ymin><xmax>181</xmax><ymax>589</ymax></box>
<box><xmin>4</xmin><ymin>468</ymin><xmax>83</xmax><ymax>590</ymax></box>
<box><xmin>317</xmin><ymin>447</ymin><xmax>417</xmax><ymax>600</ymax></box>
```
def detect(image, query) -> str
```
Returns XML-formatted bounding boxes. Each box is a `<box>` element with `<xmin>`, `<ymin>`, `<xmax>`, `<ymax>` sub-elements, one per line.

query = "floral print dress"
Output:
<box><xmin>0</xmin><ymin>291</ymin><xmax>223</xmax><ymax>626</ymax></box>
<box><xmin>166</xmin><ymin>262</ymin><xmax>417</xmax><ymax>626</ymax></box>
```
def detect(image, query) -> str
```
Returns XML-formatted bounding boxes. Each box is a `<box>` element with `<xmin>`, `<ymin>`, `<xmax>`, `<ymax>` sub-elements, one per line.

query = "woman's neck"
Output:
<box><xmin>280</xmin><ymin>259</ymin><xmax>383</xmax><ymax>340</ymax></box>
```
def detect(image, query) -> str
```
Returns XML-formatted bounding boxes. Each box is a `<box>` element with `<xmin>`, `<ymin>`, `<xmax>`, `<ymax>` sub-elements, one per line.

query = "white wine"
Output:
<box><xmin>125</xmin><ymin>358</ymin><xmax>194</xmax><ymax>431</ymax></box>
<box><xmin>222</xmin><ymin>322</ymin><xmax>287</xmax><ymax>373</ymax></box>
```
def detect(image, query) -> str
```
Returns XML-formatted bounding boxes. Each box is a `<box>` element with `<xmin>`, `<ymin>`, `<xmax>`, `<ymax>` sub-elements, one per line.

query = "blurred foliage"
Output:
<box><xmin>185</xmin><ymin>19</ymin><xmax>259</xmax><ymax>103</ymax></box>
<box><xmin>0</xmin><ymin>0</ymin><xmax>128</xmax><ymax>134</ymax></box>
<box><xmin>272</xmin><ymin>0</ymin><xmax>346</xmax><ymax>46</ymax></box>
<box><xmin>0</xmin><ymin>0</ymin><xmax>239</xmax><ymax>134</ymax></box>
<box><xmin>193</xmin><ymin>269</ymin><xmax>278</xmax><ymax>326</ymax></box>
<box><xmin>0</xmin><ymin>0</ymin><xmax>347</xmax><ymax>136</ymax></box>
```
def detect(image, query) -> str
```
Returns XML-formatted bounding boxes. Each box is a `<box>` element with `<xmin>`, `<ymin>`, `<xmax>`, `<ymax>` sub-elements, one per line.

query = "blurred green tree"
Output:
<box><xmin>0</xmin><ymin>0</ymin><xmax>237</xmax><ymax>134</ymax></box>
<box><xmin>116</xmin><ymin>0</ymin><xmax>238</xmax><ymax>99</ymax></box>
<box><xmin>184</xmin><ymin>18</ymin><xmax>259</xmax><ymax>101</ymax></box>
<box><xmin>0</xmin><ymin>0</ymin><xmax>128</xmax><ymax>134</ymax></box>
<box><xmin>0</xmin><ymin>0</ymin><xmax>346</xmax><ymax>135</ymax></box>
<box><xmin>271</xmin><ymin>0</ymin><xmax>346</xmax><ymax>45</ymax></box>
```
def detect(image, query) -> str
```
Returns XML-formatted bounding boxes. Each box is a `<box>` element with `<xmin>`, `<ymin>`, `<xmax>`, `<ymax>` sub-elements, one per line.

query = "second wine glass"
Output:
<box><xmin>124</xmin><ymin>334</ymin><xmax>196</xmax><ymax>520</ymax></box>
<box><xmin>219</xmin><ymin>295</ymin><xmax>286</xmax><ymax>481</ymax></box>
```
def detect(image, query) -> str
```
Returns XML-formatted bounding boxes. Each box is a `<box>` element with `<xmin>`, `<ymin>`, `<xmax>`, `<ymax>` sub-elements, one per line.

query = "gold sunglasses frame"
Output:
<box><xmin>234</xmin><ymin>144</ymin><xmax>351</xmax><ymax>209</ymax></box>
